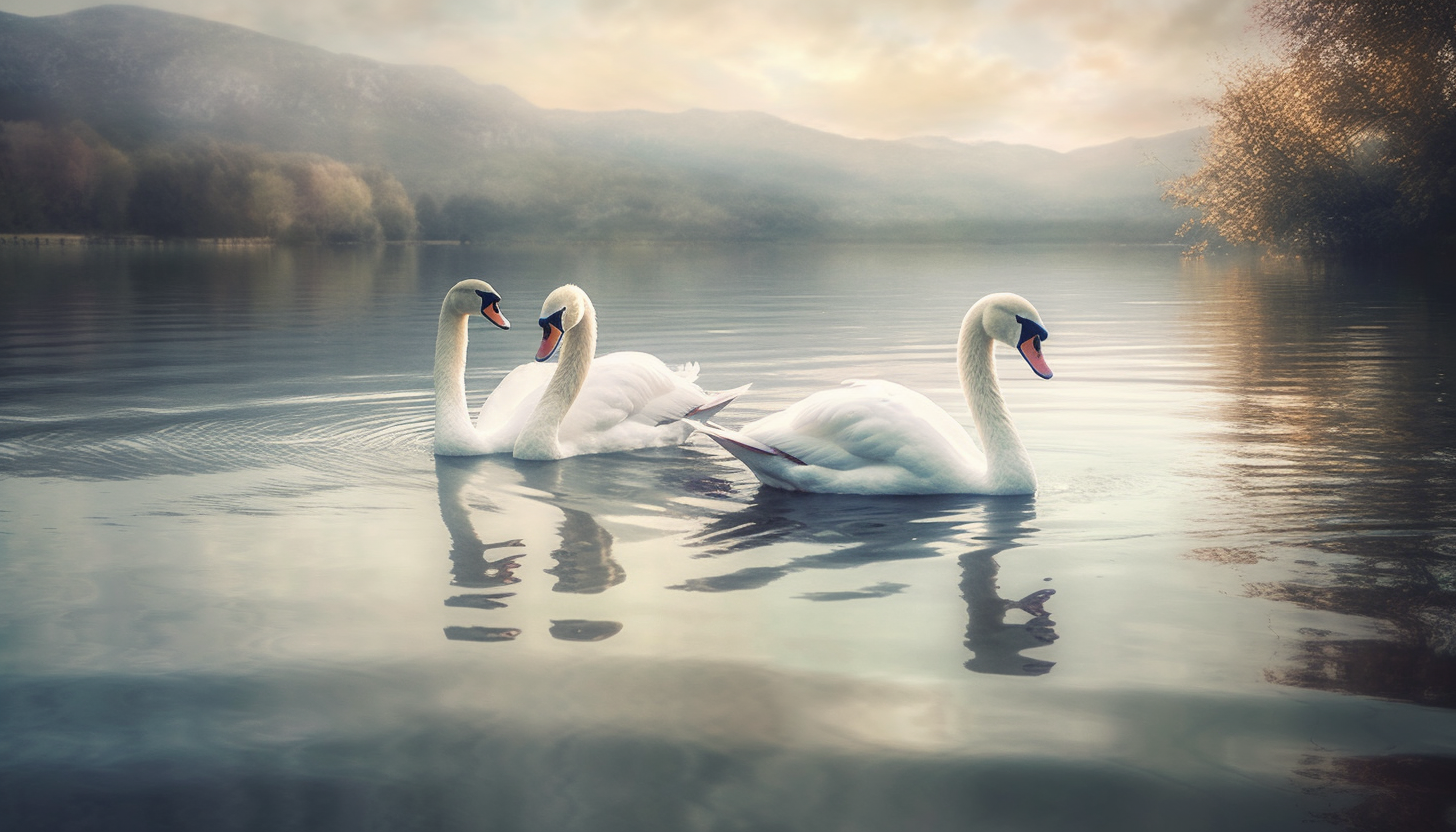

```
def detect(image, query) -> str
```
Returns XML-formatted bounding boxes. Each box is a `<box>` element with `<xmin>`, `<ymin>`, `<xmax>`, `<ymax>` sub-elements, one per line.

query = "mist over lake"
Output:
<box><xmin>2</xmin><ymin>241</ymin><xmax>1453</xmax><ymax>831</ymax></box>
<box><xmin>0</xmin><ymin>6</ymin><xmax>1201</xmax><ymax>246</ymax></box>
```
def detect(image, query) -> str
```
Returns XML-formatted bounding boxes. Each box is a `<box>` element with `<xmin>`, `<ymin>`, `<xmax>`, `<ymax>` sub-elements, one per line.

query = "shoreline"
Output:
<box><xmin>0</xmin><ymin>234</ymin><xmax>490</xmax><ymax>247</ymax></box>
<box><xmin>1</xmin><ymin>233</ymin><xmax>275</xmax><ymax>247</ymax></box>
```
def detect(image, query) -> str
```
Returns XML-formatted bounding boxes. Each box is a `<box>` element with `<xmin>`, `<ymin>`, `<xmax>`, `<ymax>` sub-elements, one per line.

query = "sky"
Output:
<box><xmin>1</xmin><ymin>0</ymin><xmax>1268</xmax><ymax>151</ymax></box>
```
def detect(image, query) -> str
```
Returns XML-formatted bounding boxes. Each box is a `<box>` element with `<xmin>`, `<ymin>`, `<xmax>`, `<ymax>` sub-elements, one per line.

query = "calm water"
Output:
<box><xmin>1</xmin><ymin>242</ymin><xmax>1454</xmax><ymax>831</ymax></box>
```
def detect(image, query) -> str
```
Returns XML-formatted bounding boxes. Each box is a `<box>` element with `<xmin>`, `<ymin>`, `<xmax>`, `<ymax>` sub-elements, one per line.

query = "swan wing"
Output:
<box><xmin>555</xmin><ymin>352</ymin><xmax>718</xmax><ymax>454</ymax></box>
<box><xmin>730</xmin><ymin>380</ymin><xmax>986</xmax><ymax>493</ymax></box>
<box><xmin>474</xmin><ymin>361</ymin><xmax>555</xmax><ymax>444</ymax></box>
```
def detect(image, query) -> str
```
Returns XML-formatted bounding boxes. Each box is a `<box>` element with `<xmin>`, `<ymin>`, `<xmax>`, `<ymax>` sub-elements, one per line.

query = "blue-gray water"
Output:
<box><xmin>2</xmin><ymin>242</ymin><xmax>1454</xmax><ymax>831</ymax></box>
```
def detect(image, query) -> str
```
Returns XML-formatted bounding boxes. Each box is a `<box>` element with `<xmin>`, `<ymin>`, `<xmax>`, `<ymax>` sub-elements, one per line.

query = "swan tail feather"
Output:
<box><xmin>694</xmin><ymin>421</ymin><xmax>807</xmax><ymax>465</ymax></box>
<box><xmin>673</xmin><ymin>361</ymin><xmax>702</xmax><ymax>382</ymax></box>
<box><xmin>676</xmin><ymin>383</ymin><xmax>752</xmax><ymax>425</ymax></box>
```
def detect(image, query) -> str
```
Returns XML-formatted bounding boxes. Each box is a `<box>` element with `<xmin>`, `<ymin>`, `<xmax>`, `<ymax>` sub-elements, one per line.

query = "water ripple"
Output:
<box><xmin>0</xmin><ymin>385</ymin><xmax>435</xmax><ymax>484</ymax></box>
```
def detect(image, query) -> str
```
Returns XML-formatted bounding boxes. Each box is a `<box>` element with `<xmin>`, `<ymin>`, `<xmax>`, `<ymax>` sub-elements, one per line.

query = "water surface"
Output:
<box><xmin>2</xmin><ymin>242</ymin><xmax>1454</xmax><ymax>831</ymax></box>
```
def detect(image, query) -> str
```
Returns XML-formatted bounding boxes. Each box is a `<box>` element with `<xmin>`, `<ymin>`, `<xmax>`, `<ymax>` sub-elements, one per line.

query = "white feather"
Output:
<box><xmin>699</xmin><ymin>293</ymin><xmax>1050</xmax><ymax>495</ymax></box>
<box><xmin>434</xmin><ymin>281</ymin><xmax>748</xmax><ymax>459</ymax></box>
<box><xmin>508</xmin><ymin>285</ymin><xmax>749</xmax><ymax>460</ymax></box>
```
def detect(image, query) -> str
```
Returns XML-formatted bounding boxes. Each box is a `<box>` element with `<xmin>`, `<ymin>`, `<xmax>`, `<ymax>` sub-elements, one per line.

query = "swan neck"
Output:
<box><xmin>959</xmin><ymin>314</ymin><xmax>1035</xmax><ymax>491</ymax></box>
<box><xmin>433</xmin><ymin>305</ymin><xmax>475</xmax><ymax>448</ymax></box>
<box><xmin>515</xmin><ymin>294</ymin><xmax>596</xmax><ymax>459</ymax></box>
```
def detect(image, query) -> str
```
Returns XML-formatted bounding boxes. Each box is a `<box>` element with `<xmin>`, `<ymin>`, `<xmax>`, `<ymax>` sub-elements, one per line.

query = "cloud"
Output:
<box><xmin>0</xmin><ymin>0</ymin><xmax>1264</xmax><ymax>149</ymax></box>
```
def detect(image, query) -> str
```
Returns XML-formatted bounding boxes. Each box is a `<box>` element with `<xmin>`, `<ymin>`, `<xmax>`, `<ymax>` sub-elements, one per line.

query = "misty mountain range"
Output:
<box><xmin>0</xmin><ymin>4</ymin><xmax>1205</xmax><ymax>241</ymax></box>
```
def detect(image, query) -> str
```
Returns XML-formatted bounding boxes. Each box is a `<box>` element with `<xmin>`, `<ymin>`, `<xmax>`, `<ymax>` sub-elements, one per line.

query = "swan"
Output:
<box><xmin>434</xmin><ymin>279</ymin><xmax>520</xmax><ymax>456</ymax></box>
<box><xmin>695</xmin><ymin>292</ymin><xmax>1053</xmax><ymax>495</ymax></box>
<box><xmin>512</xmin><ymin>284</ymin><xmax>750</xmax><ymax>460</ymax></box>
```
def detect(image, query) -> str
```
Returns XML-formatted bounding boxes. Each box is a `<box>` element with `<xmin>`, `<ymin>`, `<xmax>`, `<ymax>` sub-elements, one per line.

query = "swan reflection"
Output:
<box><xmin>675</xmin><ymin>490</ymin><xmax>974</xmax><ymax>592</ymax></box>
<box><xmin>513</xmin><ymin>458</ymin><xmax>633</xmax><ymax>594</ymax></box>
<box><xmin>959</xmin><ymin>496</ymin><xmax>1058</xmax><ymax>675</ymax></box>
<box><xmin>435</xmin><ymin>456</ymin><xmax>624</xmax><ymax>642</ymax></box>
<box><xmin>444</xmin><ymin>625</ymin><xmax>523</xmax><ymax>642</ymax></box>
<box><xmin>549</xmin><ymin>619</ymin><xmax>625</xmax><ymax>641</ymax></box>
<box><xmin>680</xmin><ymin>488</ymin><xmax>1058</xmax><ymax>674</ymax></box>
<box><xmin>958</xmin><ymin>496</ymin><xmax>1058</xmax><ymax>675</ymax></box>
<box><xmin>543</xmin><ymin>508</ymin><xmax>623</xmax><ymax>594</ymax></box>
<box><xmin>444</xmin><ymin>592</ymin><xmax>513</xmax><ymax>610</ymax></box>
<box><xmin>796</xmin><ymin>581</ymin><xmax>909</xmax><ymax>602</ymax></box>
<box><xmin>513</xmin><ymin>446</ymin><xmax>743</xmax><ymax>531</ymax></box>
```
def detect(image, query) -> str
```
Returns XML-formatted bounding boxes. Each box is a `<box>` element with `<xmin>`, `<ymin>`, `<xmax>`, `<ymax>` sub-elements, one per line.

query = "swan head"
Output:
<box><xmin>974</xmin><ymin>293</ymin><xmax>1053</xmax><ymax>379</ymax></box>
<box><xmin>533</xmin><ymin>284</ymin><xmax>590</xmax><ymax>362</ymax></box>
<box><xmin>446</xmin><ymin>279</ymin><xmax>510</xmax><ymax>329</ymax></box>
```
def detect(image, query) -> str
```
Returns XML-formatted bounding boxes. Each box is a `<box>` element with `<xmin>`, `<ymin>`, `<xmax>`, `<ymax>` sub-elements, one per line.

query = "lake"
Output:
<box><xmin>2</xmin><ymin>241</ymin><xmax>1454</xmax><ymax>831</ymax></box>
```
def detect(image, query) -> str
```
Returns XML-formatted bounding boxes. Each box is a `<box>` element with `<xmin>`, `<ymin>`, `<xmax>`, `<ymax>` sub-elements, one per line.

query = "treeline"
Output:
<box><xmin>409</xmin><ymin>172</ymin><xmax>831</xmax><ymax>244</ymax></box>
<box><xmin>0</xmin><ymin>120</ymin><xmax>415</xmax><ymax>242</ymax></box>
<box><xmin>2</xmin><ymin>119</ymin><xmax>1186</xmax><ymax>246</ymax></box>
<box><xmin>1168</xmin><ymin>0</ymin><xmax>1456</xmax><ymax>257</ymax></box>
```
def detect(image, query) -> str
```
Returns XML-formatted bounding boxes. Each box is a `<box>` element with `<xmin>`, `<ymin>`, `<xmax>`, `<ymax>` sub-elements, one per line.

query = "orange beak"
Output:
<box><xmin>536</xmin><ymin>324</ymin><xmax>562</xmax><ymax>361</ymax></box>
<box><xmin>535</xmin><ymin>308</ymin><xmax>566</xmax><ymax>362</ymax></box>
<box><xmin>1014</xmin><ymin>314</ymin><xmax>1052</xmax><ymax>379</ymax></box>
<box><xmin>1018</xmin><ymin>335</ymin><xmax>1052</xmax><ymax>379</ymax></box>
<box><xmin>482</xmin><ymin>302</ymin><xmax>509</xmax><ymax>330</ymax></box>
<box><xmin>475</xmin><ymin>289</ymin><xmax>509</xmax><ymax>330</ymax></box>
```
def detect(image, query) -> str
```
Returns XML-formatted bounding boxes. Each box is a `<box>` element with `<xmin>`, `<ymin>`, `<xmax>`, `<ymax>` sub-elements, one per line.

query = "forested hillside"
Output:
<box><xmin>0</xmin><ymin>5</ymin><xmax>1201</xmax><ymax>242</ymax></box>
<box><xmin>0</xmin><ymin>120</ymin><xmax>413</xmax><ymax>241</ymax></box>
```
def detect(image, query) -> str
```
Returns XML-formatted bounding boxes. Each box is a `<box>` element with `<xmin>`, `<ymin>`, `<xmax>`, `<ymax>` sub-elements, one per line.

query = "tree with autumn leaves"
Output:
<box><xmin>1168</xmin><ymin>0</ymin><xmax>1456</xmax><ymax>256</ymax></box>
<box><xmin>0</xmin><ymin>123</ymin><xmax>417</xmax><ymax>242</ymax></box>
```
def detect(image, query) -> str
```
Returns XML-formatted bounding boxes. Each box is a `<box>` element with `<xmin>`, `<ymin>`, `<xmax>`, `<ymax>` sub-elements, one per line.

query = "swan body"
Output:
<box><xmin>697</xmin><ymin>292</ymin><xmax>1052</xmax><ymax>495</ymax></box>
<box><xmin>512</xmin><ymin>284</ymin><xmax>749</xmax><ymax>460</ymax></box>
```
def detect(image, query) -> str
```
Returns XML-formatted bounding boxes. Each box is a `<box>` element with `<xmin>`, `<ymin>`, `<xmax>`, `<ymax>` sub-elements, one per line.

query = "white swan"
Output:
<box><xmin>512</xmin><ymin>284</ymin><xmax>750</xmax><ymax>460</ymax></box>
<box><xmin>695</xmin><ymin>292</ymin><xmax>1053</xmax><ymax>495</ymax></box>
<box><xmin>433</xmin><ymin>279</ymin><xmax>521</xmax><ymax>456</ymax></box>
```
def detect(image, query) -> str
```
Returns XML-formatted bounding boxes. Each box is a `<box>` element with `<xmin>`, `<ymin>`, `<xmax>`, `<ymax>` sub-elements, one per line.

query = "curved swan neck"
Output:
<box><xmin>434</xmin><ymin>304</ymin><xmax>475</xmax><ymax>446</ymax></box>
<box><xmin>959</xmin><ymin>309</ymin><xmax>1035</xmax><ymax>491</ymax></box>
<box><xmin>514</xmin><ymin>291</ymin><xmax>597</xmax><ymax>459</ymax></box>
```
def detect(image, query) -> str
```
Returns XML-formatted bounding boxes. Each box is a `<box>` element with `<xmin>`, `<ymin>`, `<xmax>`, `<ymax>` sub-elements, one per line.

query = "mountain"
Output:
<box><xmin>0</xmin><ymin>4</ymin><xmax>1205</xmax><ymax>241</ymax></box>
<box><xmin>0</xmin><ymin>5</ymin><xmax>546</xmax><ymax>188</ymax></box>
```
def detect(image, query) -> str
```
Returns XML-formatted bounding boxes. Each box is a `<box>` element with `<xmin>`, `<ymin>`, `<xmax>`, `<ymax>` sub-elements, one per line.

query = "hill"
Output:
<box><xmin>0</xmin><ymin>4</ymin><xmax>1203</xmax><ymax>241</ymax></box>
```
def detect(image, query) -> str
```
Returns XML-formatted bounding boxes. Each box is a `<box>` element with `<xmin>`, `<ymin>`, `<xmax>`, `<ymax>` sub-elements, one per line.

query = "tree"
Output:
<box><xmin>358</xmin><ymin>167</ymin><xmax>416</xmax><ymax>241</ymax></box>
<box><xmin>278</xmin><ymin>156</ymin><xmax>381</xmax><ymax>243</ymax></box>
<box><xmin>438</xmin><ymin>194</ymin><xmax>498</xmax><ymax>243</ymax></box>
<box><xmin>246</xmin><ymin>169</ymin><xmax>297</xmax><ymax>239</ymax></box>
<box><xmin>3</xmin><ymin>122</ymin><xmax>418</xmax><ymax>242</ymax></box>
<box><xmin>1167</xmin><ymin>0</ymin><xmax>1456</xmax><ymax>255</ymax></box>
<box><xmin>129</xmin><ymin>140</ymin><xmax>266</xmax><ymax>238</ymax></box>
<box><xmin>0</xmin><ymin>120</ymin><xmax>133</xmax><ymax>233</ymax></box>
<box><xmin>414</xmin><ymin>193</ymin><xmax>445</xmax><ymax>240</ymax></box>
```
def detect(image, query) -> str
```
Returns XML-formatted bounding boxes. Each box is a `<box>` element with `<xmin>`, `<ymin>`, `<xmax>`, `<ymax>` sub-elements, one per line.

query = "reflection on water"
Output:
<box><xmin>437</xmin><ymin>456</ymin><xmax>527</xmax><ymax>640</ymax></box>
<box><xmin>545</xmin><ymin>507</ymin><xmax>623</xmax><ymax>594</ymax></box>
<box><xmin>678</xmin><ymin>489</ymin><xmax>1059</xmax><ymax>675</ymax></box>
<box><xmin>1297</xmin><ymin>754</ymin><xmax>1456</xmax><ymax>832</ymax></box>
<box><xmin>435</xmin><ymin>455</ymin><xmax>625</xmax><ymax>642</ymax></box>
<box><xmin>444</xmin><ymin>593</ymin><xmax>513</xmax><ymax>609</ymax></box>
<box><xmin>679</xmin><ymin>491</ymin><xmax>984</xmax><ymax>590</ymax></box>
<box><xmin>1183</xmin><ymin>260</ymin><xmax>1456</xmax><ymax>711</ymax></box>
<box><xmin>444</xmin><ymin>624</ymin><xmax>523</xmax><ymax>642</ymax></box>
<box><xmin>436</xmin><ymin>458</ymin><xmax>527</xmax><ymax>589</ymax></box>
<box><xmin>4</xmin><ymin>243</ymin><xmax>1456</xmax><ymax>830</ymax></box>
<box><xmin>550</xmin><ymin>619</ymin><xmax>626</xmax><ymax>641</ymax></box>
<box><xmin>959</xmin><ymin>497</ymin><xmax>1060</xmax><ymax>676</ymax></box>
<box><xmin>1250</xmin><ymin>567</ymin><xmax>1456</xmax><ymax>707</ymax></box>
